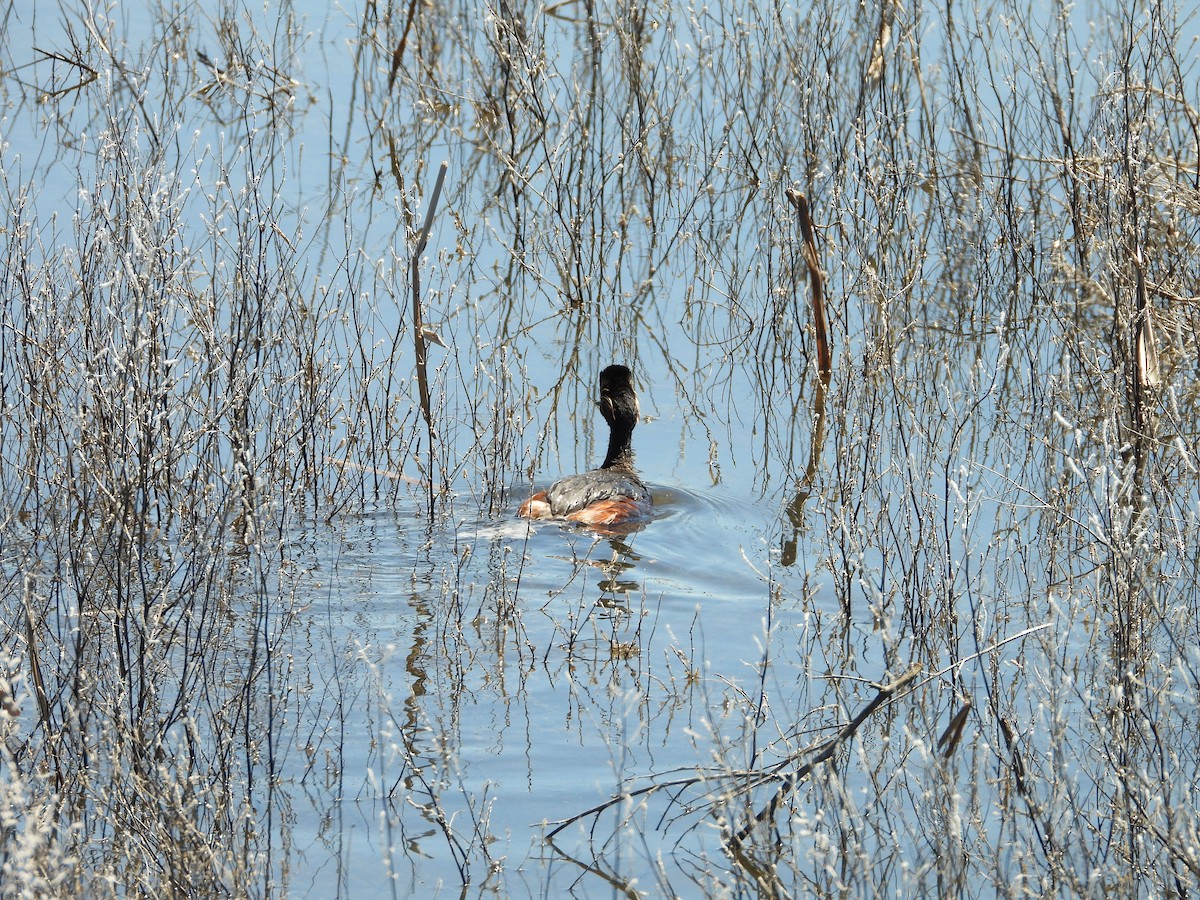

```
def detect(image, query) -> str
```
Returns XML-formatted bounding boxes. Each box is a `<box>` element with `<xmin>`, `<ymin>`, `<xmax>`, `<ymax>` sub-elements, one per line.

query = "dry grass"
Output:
<box><xmin>1</xmin><ymin>0</ymin><xmax>1199</xmax><ymax>895</ymax></box>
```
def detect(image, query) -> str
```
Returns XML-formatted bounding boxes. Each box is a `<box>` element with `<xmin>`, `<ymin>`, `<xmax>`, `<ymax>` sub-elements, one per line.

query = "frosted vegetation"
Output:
<box><xmin>1</xmin><ymin>0</ymin><xmax>1200</xmax><ymax>895</ymax></box>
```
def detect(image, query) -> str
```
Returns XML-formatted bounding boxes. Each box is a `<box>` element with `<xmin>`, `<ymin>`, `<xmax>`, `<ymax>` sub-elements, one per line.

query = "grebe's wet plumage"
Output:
<box><xmin>519</xmin><ymin>365</ymin><xmax>652</xmax><ymax>527</ymax></box>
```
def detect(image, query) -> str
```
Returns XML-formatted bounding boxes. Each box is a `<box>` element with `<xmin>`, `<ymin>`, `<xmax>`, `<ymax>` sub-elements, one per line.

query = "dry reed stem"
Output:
<box><xmin>21</xmin><ymin>576</ymin><xmax>50</xmax><ymax>734</ymax></box>
<box><xmin>786</xmin><ymin>188</ymin><xmax>832</xmax><ymax>379</ymax></box>
<box><xmin>388</xmin><ymin>0</ymin><xmax>421</xmax><ymax>90</ymax></box>
<box><xmin>412</xmin><ymin>159</ymin><xmax>449</xmax><ymax>515</ymax></box>
<box><xmin>864</xmin><ymin>0</ymin><xmax>899</xmax><ymax>84</ymax></box>
<box><xmin>937</xmin><ymin>699</ymin><xmax>973</xmax><ymax>759</ymax></box>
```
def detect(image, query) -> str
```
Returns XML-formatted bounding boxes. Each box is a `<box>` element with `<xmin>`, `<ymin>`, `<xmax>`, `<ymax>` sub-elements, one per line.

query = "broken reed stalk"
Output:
<box><xmin>1129</xmin><ymin>242</ymin><xmax>1157</xmax><ymax>480</ymax></box>
<box><xmin>785</xmin><ymin>189</ymin><xmax>832</xmax><ymax>379</ymax></box>
<box><xmin>780</xmin><ymin>371</ymin><xmax>827</xmax><ymax>566</ymax></box>
<box><xmin>22</xmin><ymin>576</ymin><xmax>50</xmax><ymax>725</ymax></box>
<box><xmin>413</xmin><ymin>160</ymin><xmax>449</xmax><ymax>518</ymax></box>
<box><xmin>779</xmin><ymin>190</ymin><xmax>832</xmax><ymax>564</ymax></box>
<box><xmin>22</xmin><ymin>575</ymin><xmax>58</xmax><ymax>790</ymax></box>
<box><xmin>864</xmin><ymin>0</ymin><xmax>898</xmax><ymax>84</ymax></box>
<box><xmin>387</xmin><ymin>0</ymin><xmax>421</xmax><ymax>90</ymax></box>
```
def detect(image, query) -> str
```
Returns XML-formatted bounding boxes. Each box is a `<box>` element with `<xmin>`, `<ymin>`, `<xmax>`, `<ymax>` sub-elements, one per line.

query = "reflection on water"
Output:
<box><xmin>2</xmin><ymin>0</ymin><xmax>1200</xmax><ymax>895</ymax></box>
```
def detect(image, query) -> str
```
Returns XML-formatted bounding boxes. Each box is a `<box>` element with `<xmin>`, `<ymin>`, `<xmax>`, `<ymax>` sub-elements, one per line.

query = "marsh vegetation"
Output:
<box><xmin>2</xmin><ymin>0</ymin><xmax>1200</xmax><ymax>895</ymax></box>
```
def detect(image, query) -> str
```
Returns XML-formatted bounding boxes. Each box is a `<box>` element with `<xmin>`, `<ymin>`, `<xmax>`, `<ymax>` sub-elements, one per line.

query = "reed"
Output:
<box><xmin>1</xmin><ymin>0</ymin><xmax>1199</xmax><ymax>895</ymax></box>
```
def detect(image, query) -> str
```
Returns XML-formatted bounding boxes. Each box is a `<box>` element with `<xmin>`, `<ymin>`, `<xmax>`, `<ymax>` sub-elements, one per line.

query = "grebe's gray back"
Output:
<box><xmin>518</xmin><ymin>365</ymin><xmax>652</xmax><ymax>528</ymax></box>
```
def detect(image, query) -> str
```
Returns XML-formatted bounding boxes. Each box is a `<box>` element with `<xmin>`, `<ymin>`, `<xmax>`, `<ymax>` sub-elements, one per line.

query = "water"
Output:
<box><xmin>291</xmin><ymin>401</ymin><xmax>809</xmax><ymax>893</ymax></box>
<box><xmin>2</xmin><ymin>0</ymin><xmax>1200</xmax><ymax>896</ymax></box>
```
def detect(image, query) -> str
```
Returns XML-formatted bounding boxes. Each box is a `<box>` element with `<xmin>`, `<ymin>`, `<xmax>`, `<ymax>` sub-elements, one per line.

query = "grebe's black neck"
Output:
<box><xmin>601</xmin><ymin>422</ymin><xmax>637</xmax><ymax>470</ymax></box>
<box><xmin>597</xmin><ymin>364</ymin><xmax>640</xmax><ymax>471</ymax></box>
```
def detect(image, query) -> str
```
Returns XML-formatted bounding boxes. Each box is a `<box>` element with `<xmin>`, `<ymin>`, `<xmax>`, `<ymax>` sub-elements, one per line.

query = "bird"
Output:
<box><xmin>518</xmin><ymin>364</ymin><xmax>653</xmax><ymax>528</ymax></box>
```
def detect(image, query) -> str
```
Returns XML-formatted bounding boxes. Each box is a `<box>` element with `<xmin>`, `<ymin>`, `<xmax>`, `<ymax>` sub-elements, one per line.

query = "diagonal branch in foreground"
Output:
<box><xmin>732</xmin><ymin>662</ymin><xmax>923</xmax><ymax>844</ymax></box>
<box><xmin>543</xmin><ymin>663</ymin><xmax>923</xmax><ymax>847</ymax></box>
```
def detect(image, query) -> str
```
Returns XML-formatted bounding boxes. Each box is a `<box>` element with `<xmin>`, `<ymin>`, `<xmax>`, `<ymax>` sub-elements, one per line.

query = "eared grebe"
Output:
<box><xmin>518</xmin><ymin>365</ymin><xmax>652</xmax><ymax>528</ymax></box>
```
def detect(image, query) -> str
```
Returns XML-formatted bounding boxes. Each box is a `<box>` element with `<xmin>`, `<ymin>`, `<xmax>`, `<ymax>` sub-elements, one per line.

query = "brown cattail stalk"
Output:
<box><xmin>786</xmin><ymin>189</ymin><xmax>832</xmax><ymax>379</ymax></box>
<box><xmin>413</xmin><ymin>160</ymin><xmax>449</xmax><ymax>517</ymax></box>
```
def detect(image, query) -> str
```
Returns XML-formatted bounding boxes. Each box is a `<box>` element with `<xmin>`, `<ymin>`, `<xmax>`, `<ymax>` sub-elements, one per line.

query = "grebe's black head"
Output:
<box><xmin>598</xmin><ymin>365</ymin><xmax>640</xmax><ymax>430</ymax></box>
<box><xmin>598</xmin><ymin>365</ymin><xmax>640</xmax><ymax>470</ymax></box>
